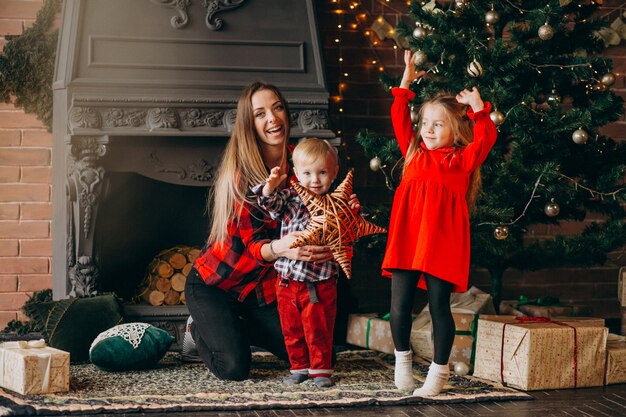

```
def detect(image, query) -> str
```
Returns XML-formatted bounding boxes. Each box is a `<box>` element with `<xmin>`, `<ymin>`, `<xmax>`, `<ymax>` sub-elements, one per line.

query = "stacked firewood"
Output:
<box><xmin>137</xmin><ymin>246</ymin><xmax>200</xmax><ymax>306</ymax></box>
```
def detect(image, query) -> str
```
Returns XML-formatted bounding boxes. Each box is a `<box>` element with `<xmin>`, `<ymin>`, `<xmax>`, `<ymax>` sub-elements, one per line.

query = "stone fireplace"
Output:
<box><xmin>52</xmin><ymin>0</ymin><xmax>336</xmax><ymax>348</ymax></box>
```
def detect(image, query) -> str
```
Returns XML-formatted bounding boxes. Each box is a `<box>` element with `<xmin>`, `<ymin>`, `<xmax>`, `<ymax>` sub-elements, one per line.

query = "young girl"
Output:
<box><xmin>383</xmin><ymin>50</ymin><xmax>497</xmax><ymax>396</ymax></box>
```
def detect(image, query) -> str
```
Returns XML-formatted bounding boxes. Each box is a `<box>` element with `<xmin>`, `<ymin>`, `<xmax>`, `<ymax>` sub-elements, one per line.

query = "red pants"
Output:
<box><xmin>276</xmin><ymin>278</ymin><xmax>337</xmax><ymax>377</ymax></box>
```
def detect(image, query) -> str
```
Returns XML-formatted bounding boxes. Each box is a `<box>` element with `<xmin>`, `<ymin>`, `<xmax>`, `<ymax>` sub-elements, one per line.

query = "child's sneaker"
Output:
<box><xmin>180</xmin><ymin>315</ymin><xmax>201</xmax><ymax>362</ymax></box>
<box><xmin>283</xmin><ymin>372</ymin><xmax>309</xmax><ymax>385</ymax></box>
<box><xmin>313</xmin><ymin>376</ymin><xmax>333</xmax><ymax>388</ymax></box>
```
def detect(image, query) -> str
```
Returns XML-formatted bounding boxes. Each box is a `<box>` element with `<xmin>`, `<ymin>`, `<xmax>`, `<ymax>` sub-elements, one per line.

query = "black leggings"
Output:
<box><xmin>390</xmin><ymin>270</ymin><xmax>455</xmax><ymax>365</ymax></box>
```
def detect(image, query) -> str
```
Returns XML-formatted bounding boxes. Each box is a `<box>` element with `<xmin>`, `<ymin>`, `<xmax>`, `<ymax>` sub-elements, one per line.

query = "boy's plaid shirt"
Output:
<box><xmin>252</xmin><ymin>184</ymin><xmax>338</xmax><ymax>282</ymax></box>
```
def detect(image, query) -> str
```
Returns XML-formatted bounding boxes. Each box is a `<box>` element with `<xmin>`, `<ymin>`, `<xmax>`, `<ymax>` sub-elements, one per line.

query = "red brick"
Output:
<box><xmin>19</xmin><ymin>239</ymin><xmax>50</xmax><ymax>256</ymax></box>
<box><xmin>0</xmin><ymin>130</ymin><xmax>20</xmax><ymax>146</ymax></box>
<box><xmin>0</xmin><ymin>148</ymin><xmax>50</xmax><ymax>166</ymax></box>
<box><xmin>21</xmin><ymin>130</ymin><xmax>51</xmax><ymax>147</ymax></box>
<box><xmin>22</xmin><ymin>19</ymin><xmax>36</xmax><ymax>30</ymax></box>
<box><xmin>0</xmin><ymin>111</ymin><xmax>45</xmax><ymax>129</ymax></box>
<box><xmin>18</xmin><ymin>274</ymin><xmax>51</xmax><ymax>292</ymax></box>
<box><xmin>21</xmin><ymin>166</ymin><xmax>51</xmax><ymax>183</ymax></box>
<box><xmin>0</xmin><ymin>1</ymin><xmax>43</xmax><ymax>19</ymax></box>
<box><xmin>20</xmin><ymin>203</ymin><xmax>50</xmax><ymax>220</ymax></box>
<box><xmin>0</xmin><ymin>221</ymin><xmax>49</xmax><ymax>238</ymax></box>
<box><xmin>0</xmin><ymin>19</ymin><xmax>23</xmax><ymax>35</ymax></box>
<box><xmin>0</xmin><ymin>166</ymin><xmax>19</xmax><ymax>182</ymax></box>
<box><xmin>599</xmin><ymin>122</ymin><xmax>626</xmax><ymax>140</ymax></box>
<box><xmin>0</xmin><ymin>239</ymin><xmax>18</xmax><ymax>256</ymax></box>
<box><xmin>0</xmin><ymin>311</ymin><xmax>18</xmax><ymax>329</ymax></box>
<box><xmin>0</xmin><ymin>184</ymin><xmax>49</xmax><ymax>202</ymax></box>
<box><xmin>0</xmin><ymin>292</ymin><xmax>30</xmax><ymax>310</ymax></box>
<box><xmin>0</xmin><ymin>275</ymin><xmax>17</xmax><ymax>292</ymax></box>
<box><xmin>0</xmin><ymin>258</ymin><xmax>47</xmax><ymax>274</ymax></box>
<box><xmin>15</xmin><ymin>311</ymin><xmax>28</xmax><ymax>322</ymax></box>
<box><xmin>0</xmin><ymin>203</ymin><xmax>18</xmax><ymax>220</ymax></box>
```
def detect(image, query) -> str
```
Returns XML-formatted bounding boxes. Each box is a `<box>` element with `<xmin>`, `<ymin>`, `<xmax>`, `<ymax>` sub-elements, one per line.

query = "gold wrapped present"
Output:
<box><xmin>473</xmin><ymin>316</ymin><xmax>607</xmax><ymax>391</ymax></box>
<box><xmin>346</xmin><ymin>313</ymin><xmax>395</xmax><ymax>354</ymax></box>
<box><xmin>0</xmin><ymin>340</ymin><xmax>70</xmax><ymax>395</ymax></box>
<box><xmin>605</xmin><ymin>334</ymin><xmax>626</xmax><ymax>385</ymax></box>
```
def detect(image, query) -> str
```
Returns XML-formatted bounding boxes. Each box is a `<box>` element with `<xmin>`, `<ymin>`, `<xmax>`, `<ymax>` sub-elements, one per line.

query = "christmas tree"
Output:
<box><xmin>356</xmin><ymin>0</ymin><xmax>626</xmax><ymax>309</ymax></box>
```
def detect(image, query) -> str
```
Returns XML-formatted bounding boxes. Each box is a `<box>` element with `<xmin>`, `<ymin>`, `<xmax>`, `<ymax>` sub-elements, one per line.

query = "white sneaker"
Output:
<box><xmin>181</xmin><ymin>315</ymin><xmax>201</xmax><ymax>362</ymax></box>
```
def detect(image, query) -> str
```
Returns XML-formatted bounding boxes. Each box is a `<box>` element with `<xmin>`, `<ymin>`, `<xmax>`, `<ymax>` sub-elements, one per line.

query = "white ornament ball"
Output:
<box><xmin>369</xmin><ymin>156</ymin><xmax>382</xmax><ymax>172</ymax></box>
<box><xmin>544</xmin><ymin>201</ymin><xmax>560</xmax><ymax>217</ymax></box>
<box><xmin>572</xmin><ymin>129</ymin><xmax>589</xmax><ymax>145</ymax></box>
<box><xmin>493</xmin><ymin>225</ymin><xmax>509</xmax><ymax>240</ymax></box>
<box><xmin>467</xmin><ymin>59</ymin><xmax>484</xmax><ymax>77</ymax></box>
<box><xmin>413</xmin><ymin>26</ymin><xmax>428</xmax><ymax>39</ymax></box>
<box><xmin>490</xmin><ymin>110</ymin><xmax>505</xmax><ymax>126</ymax></box>
<box><xmin>538</xmin><ymin>23</ymin><xmax>554</xmax><ymax>40</ymax></box>
<box><xmin>454</xmin><ymin>362</ymin><xmax>470</xmax><ymax>376</ymax></box>
<box><xmin>601</xmin><ymin>72</ymin><xmax>616</xmax><ymax>87</ymax></box>
<box><xmin>485</xmin><ymin>10</ymin><xmax>500</xmax><ymax>25</ymax></box>
<box><xmin>413</xmin><ymin>50</ymin><xmax>428</xmax><ymax>67</ymax></box>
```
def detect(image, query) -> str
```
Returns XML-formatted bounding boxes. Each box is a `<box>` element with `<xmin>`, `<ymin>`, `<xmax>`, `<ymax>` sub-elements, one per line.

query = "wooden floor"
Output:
<box><xmin>98</xmin><ymin>384</ymin><xmax>626</xmax><ymax>417</ymax></box>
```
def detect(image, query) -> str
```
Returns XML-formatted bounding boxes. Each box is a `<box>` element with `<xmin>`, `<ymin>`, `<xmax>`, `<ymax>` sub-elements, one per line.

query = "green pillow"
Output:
<box><xmin>23</xmin><ymin>294</ymin><xmax>124</xmax><ymax>363</ymax></box>
<box><xmin>89</xmin><ymin>323</ymin><xmax>174</xmax><ymax>371</ymax></box>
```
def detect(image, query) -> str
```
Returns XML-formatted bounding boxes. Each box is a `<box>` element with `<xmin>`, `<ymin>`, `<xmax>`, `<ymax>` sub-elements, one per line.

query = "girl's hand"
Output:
<box><xmin>274</xmin><ymin>231</ymin><xmax>333</xmax><ymax>263</ymax></box>
<box><xmin>456</xmin><ymin>87</ymin><xmax>484</xmax><ymax>112</ymax></box>
<box><xmin>348</xmin><ymin>193</ymin><xmax>360</xmax><ymax>212</ymax></box>
<box><xmin>262</xmin><ymin>166</ymin><xmax>287</xmax><ymax>196</ymax></box>
<box><xmin>400</xmin><ymin>50</ymin><xmax>426</xmax><ymax>89</ymax></box>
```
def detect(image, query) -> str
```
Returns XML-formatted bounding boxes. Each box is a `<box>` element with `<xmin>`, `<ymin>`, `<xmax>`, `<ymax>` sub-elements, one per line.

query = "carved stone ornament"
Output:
<box><xmin>105</xmin><ymin>108</ymin><xmax>147</xmax><ymax>128</ymax></box>
<box><xmin>298</xmin><ymin>109</ymin><xmax>329</xmax><ymax>132</ymax></box>
<box><xmin>189</xmin><ymin>159</ymin><xmax>214</xmax><ymax>182</ymax></box>
<box><xmin>203</xmin><ymin>0</ymin><xmax>246</xmax><ymax>31</ymax></box>
<box><xmin>151</xmin><ymin>0</ymin><xmax>191</xmax><ymax>29</ymax></box>
<box><xmin>69</xmin><ymin>255</ymin><xmax>99</xmax><ymax>297</ymax></box>
<box><xmin>180</xmin><ymin>109</ymin><xmax>224</xmax><ymax>128</ymax></box>
<box><xmin>149</xmin><ymin>150</ymin><xmax>214</xmax><ymax>182</ymax></box>
<box><xmin>69</xmin><ymin>107</ymin><xmax>102</xmax><ymax>130</ymax></box>
<box><xmin>223</xmin><ymin>109</ymin><xmax>237</xmax><ymax>132</ymax></box>
<box><xmin>147</xmin><ymin>108</ymin><xmax>179</xmax><ymax>130</ymax></box>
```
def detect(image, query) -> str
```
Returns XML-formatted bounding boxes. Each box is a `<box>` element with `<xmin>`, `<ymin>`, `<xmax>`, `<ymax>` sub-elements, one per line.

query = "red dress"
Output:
<box><xmin>381</xmin><ymin>87</ymin><xmax>497</xmax><ymax>292</ymax></box>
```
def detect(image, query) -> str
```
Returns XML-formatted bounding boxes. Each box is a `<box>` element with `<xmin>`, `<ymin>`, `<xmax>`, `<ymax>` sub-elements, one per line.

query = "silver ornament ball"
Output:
<box><xmin>413</xmin><ymin>26</ymin><xmax>428</xmax><ymax>39</ymax></box>
<box><xmin>601</xmin><ymin>72</ymin><xmax>616</xmax><ymax>87</ymax></box>
<box><xmin>493</xmin><ymin>225</ymin><xmax>509</xmax><ymax>240</ymax></box>
<box><xmin>369</xmin><ymin>156</ymin><xmax>382</xmax><ymax>172</ymax></box>
<box><xmin>490</xmin><ymin>110</ymin><xmax>505</xmax><ymax>126</ymax></box>
<box><xmin>413</xmin><ymin>50</ymin><xmax>428</xmax><ymax>67</ymax></box>
<box><xmin>467</xmin><ymin>59</ymin><xmax>484</xmax><ymax>77</ymax></box>
<box><xmin>455</xmin><ymin>0</ymin><xmax>468</xmax><ymax>9</ymax></box>
<box><xmin>454</xmin><ymin>362</ymin><xmax>470</xmax><ymax>376</ymax></box>
<box><xmin>572</xmin><ymin>129</ymin><xmax>589</xmax><ymax>145</ymax></box>
<box><xmin>410</xmin><ymin>107</ymin><xmax>420</xmax><ymax>124</ymax></box>
<box><xmin>485</xmin><ymin>10</ymin><xmax>500</xmax><ymax>24</ymax></box>
<box><xmin>544</xmin><ymin>201</ymin><xmax>560</xmax><ymax>217</ymax></box>
<box><xmin>547</xmin><ymin>89</ymin><xmax>561</xmax><ymax>105</ymax></box>
<box><xmin>538</xmin><ymin>24</ymin><xmax>554</xmax><ymax>40</ymax></box>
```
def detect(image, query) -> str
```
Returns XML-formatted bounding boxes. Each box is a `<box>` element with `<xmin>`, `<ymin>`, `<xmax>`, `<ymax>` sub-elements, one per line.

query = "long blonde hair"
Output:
<box><xmin>405</xmin><ymin>94</ymin><xmax>482</xmax><ymax>210</ymax></box>
<box><xmin>208</xmin><ymin>81</ymin><xmax>290</xmax><ymax>245</ymax></box>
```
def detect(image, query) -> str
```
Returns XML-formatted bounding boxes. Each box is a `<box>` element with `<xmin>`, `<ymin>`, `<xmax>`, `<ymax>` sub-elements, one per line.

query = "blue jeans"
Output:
<box><xmin>185</xmin><ymin>268</ymin><xmax>288</xmax><ymax>380</ymax></box>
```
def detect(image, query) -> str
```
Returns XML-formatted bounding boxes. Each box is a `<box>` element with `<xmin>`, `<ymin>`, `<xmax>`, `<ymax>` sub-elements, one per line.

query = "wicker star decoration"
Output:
<box><xmin>290</xmin><ymin>169</ymin><xmax>387</xmax><ymax>278</ymax></box>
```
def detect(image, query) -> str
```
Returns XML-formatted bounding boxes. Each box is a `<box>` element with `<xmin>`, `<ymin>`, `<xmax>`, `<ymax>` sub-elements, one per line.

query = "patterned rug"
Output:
<box><xmin>0</xmin><ymin>350</ymin><xmax>530</xmax><ymax>415</ymax></box>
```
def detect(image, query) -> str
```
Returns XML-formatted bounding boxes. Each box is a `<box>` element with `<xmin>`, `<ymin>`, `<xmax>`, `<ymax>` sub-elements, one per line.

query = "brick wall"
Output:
<box><xmin>0</xmin><ymin>0</ymin><xmax>623</xmax><ymax>329</ymax></box>
<box><xmin>0</xmin><ymin>0</ymin><xmax>51</xmax><ymax>329</ymax></box>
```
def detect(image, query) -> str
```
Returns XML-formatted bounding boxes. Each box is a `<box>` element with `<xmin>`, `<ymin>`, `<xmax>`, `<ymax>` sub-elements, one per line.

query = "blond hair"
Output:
<box><xmin>292</xmin><ymin>138</ymin><xmax>338</xmax><ymax>169</ymax></box>
<box><xmin>208</xmin><ymin>81</ymin><xmax>290</xmax><ymax>245</ymax></box>
<box><xmin>405</xmin><ymin>94</ymin><xmax>482</xmax><ymax>210</ymax></box>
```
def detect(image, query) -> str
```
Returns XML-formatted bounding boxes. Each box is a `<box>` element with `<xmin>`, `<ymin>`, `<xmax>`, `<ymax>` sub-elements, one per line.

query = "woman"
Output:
<box><xmin>185</xmin><ymin>81</ymin><xmax>333</xmax><ymax>381</ymax></box>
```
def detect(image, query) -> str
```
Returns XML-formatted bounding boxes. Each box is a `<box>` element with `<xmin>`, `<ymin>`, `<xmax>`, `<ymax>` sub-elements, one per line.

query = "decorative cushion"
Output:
<box><xmin>23</xmin><ymin>294</ymin><xmax>124</xmax><ymax>364</ymax></box>
<box><xmin>89</xmin><ymin>323</ymin><xmax>174</xmax><ymax>371</ymax></box>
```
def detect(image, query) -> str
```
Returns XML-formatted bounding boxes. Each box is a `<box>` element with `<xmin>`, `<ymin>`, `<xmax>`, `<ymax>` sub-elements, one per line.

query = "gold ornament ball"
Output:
<box><xmin>490</xmin><ymin>110</ymin><xmax>505</xmax><ymax>126</ymax></box>
<box><xmin>369</xmin><ymin>156</ymin><xmax>382</xmax><ymax>172</ymax></box>
<box><xmin>413</xmin><ymin>50</ymin><xmax>428</xmax><ymax>66</ymax></box>
<box><xmin>454</xmin><ymin>362</ymin><xmax>470</xmax><ymax>376</ymax></box>
<box><xmin>538</xmin><ymin>24</ymin><xmax>554</xmax><ymax>40</ymax></box>
<box><xmin>572</xmin><ymin>129</ymin><xmax>588</xmax><ymax>145</ymax></box>
<box><xmin>485</xmin><ymin>10</ymin><xmax>500</xmax><ymax>24</ymax></box>
<box><xmin>493</xmin><ymin>225</ymin><xmax>509</xmax><ymax>240</ymax></box>
<box><xmin>601</xmin><ymin>72</ymin><xmax>616</xmax><ymax>87</ymax></box>
<box><xmin>467</xmin><ymin>59</ymin><xmax>484</xmax><ymax>77</ymax></box>
<box><xmin>544</xmin><ymin>201</ymin><xmax>560</xmax><ymax>217</ymax></box>
<box><xmin>413</xmin><ymin>26</ymin><xmax>428</xmax><ymax>39</ymax></box>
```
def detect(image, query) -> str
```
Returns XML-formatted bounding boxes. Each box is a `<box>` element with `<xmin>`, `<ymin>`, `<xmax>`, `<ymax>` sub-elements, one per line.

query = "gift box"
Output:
<box><xmin>605</xmin><ymin>334</ymin><xmax>626</xmax><ymax>385</ymax></box>
<box><xmin>619</xmin><ymin>267</ymin><xmax>626</xmax><ymax>308</ymax></box>
<box><xmin>473</xmin><ymin>316</ymin><xmax>607</xmax><ymax>390</ymax></box>
<box><xmin>346</xmin><ymin>313</ymin><xmax>395</xmax><ymax>354</ymax></box>
<box><xmin>0</xmin><ymin>340</ymin><xmax>70</xmax><ymax>395</ymax></box>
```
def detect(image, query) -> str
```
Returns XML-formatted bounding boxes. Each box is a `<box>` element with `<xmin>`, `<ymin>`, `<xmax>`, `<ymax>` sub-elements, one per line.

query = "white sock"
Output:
<box><xmin>413</xmin><ymin>362</ymin><xmax>449</xmax><ymax>397</ymax></box>
<box><xmin>394</xmin><ymin>349</ymin><xmax>415</xmax><ymax>391</ymax></box>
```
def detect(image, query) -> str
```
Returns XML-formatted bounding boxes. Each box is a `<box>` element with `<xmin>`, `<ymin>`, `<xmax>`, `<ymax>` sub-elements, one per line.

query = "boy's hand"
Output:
<box><xmin>262</xmin><ymin>166</ymin><xmax>287</xmax><ymax>197</ymax></box>
<box><xmin>400</xmin><ymin>50</ymin><xmax>426</xmax><ymax>89</ymax></box>
<box><xmin>456</xmin><ymin>87</ymin><xmax>484</xmax><ymax>112</ymax></box>
<box><xmin>348</xmin><ymin>193</ymin><xmax>360</xmax><ymax>212</ymax></box>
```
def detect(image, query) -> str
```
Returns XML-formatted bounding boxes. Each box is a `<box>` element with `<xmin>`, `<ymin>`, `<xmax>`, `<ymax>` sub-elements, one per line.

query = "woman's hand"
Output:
<box><xmin>273</xmin><ymin>231</ymin><xmax>334</xmax><ymax>263</ymax></box>
<box><xmin>456</xmin><ymin>86</ymin><xmax>484</xmax><ymax>112</ymax></box>
<box><xmin>400</xmin><ymin>50</ymin><xmax>426</xmax><ymax>89</ymax></box>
